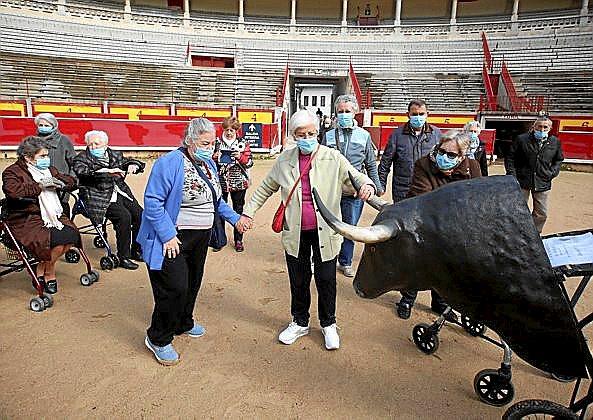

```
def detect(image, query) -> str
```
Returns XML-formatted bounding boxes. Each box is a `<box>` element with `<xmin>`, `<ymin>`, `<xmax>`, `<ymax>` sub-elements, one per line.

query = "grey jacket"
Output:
<box><xmin>40</xmin><ymin>131</ymin><xmax>76</xmax><ymax>177</ymax></box>
<box><xmin>378</xmin><ymin>122</ymin><xmax>441</xmax><ymax>202</ymax></box>
<box><xmin>323</xmin><ymin>125</ymin><xmax>383</xmax><ymax>195</ymax></box>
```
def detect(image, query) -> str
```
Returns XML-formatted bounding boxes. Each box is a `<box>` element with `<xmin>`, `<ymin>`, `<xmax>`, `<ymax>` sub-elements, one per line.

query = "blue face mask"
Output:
<box><xmin>533</xmin><ymin>130</ymin><xmax>548</xmax><ymax>140</ymax></box>
<box><xmin>37</xmin><ymin>126</ymin><xmax>54</xmax><ymax>135</ymax></box>
<box><xmin>90</xmin><ymin>147</ymin><xmax>106</xmax><ymax>158</ymax></box>
<box><xmin>337</xmin><ymin>112</ymin><xmax>354</xmax><ymax>129</ymax></box>
<box><xmin>193</xmin><ymin>147</ymin><xmax>214</xmax><ymax>161</ymax></box>
<box><xmin>297</xmin><ymin>138</ymin><xmax>318</xmax><ymax>155</ymax></box>
<box><xmin>409</xmin><ymin>115</ymin><xmax>427</xmax><ymax>129</ymax></box>
<box><xmin>436</xmin><ymin>153</ymin><xmax>460</xmax><ymax>171</ymax></box>
<box><xmin>468</xmin><ymin>133</ymin><xmax>480</xmax><ymax>153</ymax></box>
<box><xmin>35</xmin><ymin>156</ymin><xmax>51</xmax><ymax>170</ymax></box>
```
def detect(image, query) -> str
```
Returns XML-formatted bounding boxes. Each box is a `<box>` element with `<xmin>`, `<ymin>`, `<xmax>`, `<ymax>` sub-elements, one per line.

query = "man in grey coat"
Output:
<box><xmin>378</xmin><ymin>99</ymin><xmax>443</xmax><ymax>320</ymax></box>
<box><xmin>323</xmin><ymin>94</ymin><xmax>383</xmax><ymax>277</ymax></box>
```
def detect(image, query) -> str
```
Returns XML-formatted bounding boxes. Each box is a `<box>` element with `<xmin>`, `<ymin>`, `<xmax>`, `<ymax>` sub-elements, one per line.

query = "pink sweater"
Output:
<box><xmin>299</xmin><ymin>153</ymin><xmax>317</xmax><ymax>231</ymax></box>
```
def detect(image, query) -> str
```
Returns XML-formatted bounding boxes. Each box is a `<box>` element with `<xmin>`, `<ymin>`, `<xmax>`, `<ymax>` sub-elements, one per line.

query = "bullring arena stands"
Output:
<box><xmin>0</xmin><ymin>0</ymin><xmax>592</xmax><ymax>155</ymax></box>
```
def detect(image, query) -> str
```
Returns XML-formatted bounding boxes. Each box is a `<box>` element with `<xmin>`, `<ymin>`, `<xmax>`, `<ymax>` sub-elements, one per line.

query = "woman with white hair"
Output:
<box><xmin>463</xmin><ymin>120</ymin><xmax>488</xmax><ymax>176</ymax></box>
<box><xmin>137</xmin><ymin>118</ymin><xmax>243</xmax><ymax>366</ymax></box>
<box><xmin>237</xmin><ymin>110</ymin><xmax>376</xmax><ymax>351</ymax></box>
<box><xmin>72</xmin><ymin>130</ymin><xmax>144</xmax><ymax>270</ymax></box>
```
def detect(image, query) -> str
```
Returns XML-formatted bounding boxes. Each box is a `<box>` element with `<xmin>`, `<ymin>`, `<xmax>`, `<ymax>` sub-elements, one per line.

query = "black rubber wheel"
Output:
<box><xmin>502</xmin><ymin>399</ymin><xmax>577</xmax><ymax>419</ymax></box>
<box><xmin>100</xmin><ymin>256</ymin><xmax>114</xmax><ymax>271</ymax></box>
<box><xmin>89</xmin><ymin>270</ymin><xmax>100</xmax><ymax>283</ymax></box>
<box><xmin>412</xmin><ymin>323</ymin><xmax>439</xmax><ymax>355</ymax></box>
<box><xmin>80</xmin><ymin>273</ymin><xmax>93</xmax><ymax>286</ymax></box>
<box><xmin>461</xmin><ymin>314</ymin><xmax>487</xmax><ymax>337</ymax></box>
<box><xmin>93</xmin><ymin>236</ymin><xmax>106</xmax><ymax>248</ymax></box>
<box><xmin>30</xmin><ymin>297</ymin><xmax>45</xmax><ymax>312</ymax></box>
<box><xmin>474</xmin><ymin>368</ymin><xmax>515</xmax><ymax>406</ymax></box>
<box><xmin>42</xmin><ymin>293</ymin><xmax>53</xmax><ymax>308</ymax></box>
<box><xmin>65</xmin><ymin>249</ymin><xmax>80</xmax><ymax>264</ymax></box>
<box><xmin>110</xmin><ymin>255</ymin><xmax>120</xmax><ymax>268</ymax></box>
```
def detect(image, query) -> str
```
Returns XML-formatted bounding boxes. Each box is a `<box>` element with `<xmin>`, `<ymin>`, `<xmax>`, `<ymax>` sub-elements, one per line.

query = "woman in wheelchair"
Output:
<box><xmin>72</xmin><ymin>130</ymin><xmax>144</xmax><ymax>270</ymax></box>
<box><xmin>2</xmin><ymin>136</ymin><xmax>81</xmax><ymax>294</ymax></box>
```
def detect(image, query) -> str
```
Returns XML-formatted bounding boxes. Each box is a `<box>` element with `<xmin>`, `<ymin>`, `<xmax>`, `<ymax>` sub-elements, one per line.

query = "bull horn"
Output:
<box><xmin>313</xmin><ymin>188</ymin><xmax>396</xmax><ymax>244</ymax></box>
<box><xmin>348</xmin><ymin>172</ymin><xmax>389</xmax><ymax>211</ymax></box>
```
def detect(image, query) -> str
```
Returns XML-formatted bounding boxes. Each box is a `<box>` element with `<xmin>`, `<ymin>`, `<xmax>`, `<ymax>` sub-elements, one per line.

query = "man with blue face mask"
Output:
<box><xmin>73</xmin><ymin>130</ymin><xmax>144</xmax><ymax>269</ymax></box>
<box><xmin>378</xmin><ymin>99</ymin><xmax>441</xmax><ymax>204</ymax></box>
<box><xmin>506</xmin><ymin>116</ymin><xmax>563</xmax><ymax>233</ymax></box>
<box><xmin>322</xmin><ymin>94</ymin><xmax>383</xmax><ymax>278</ymax></box>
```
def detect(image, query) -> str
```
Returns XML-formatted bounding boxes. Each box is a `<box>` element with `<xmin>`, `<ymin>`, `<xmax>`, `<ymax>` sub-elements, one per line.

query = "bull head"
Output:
<box><xmin>313</xmin><ymin>176</ymin><xmax>588</xmax><ymax>378</ymax></box>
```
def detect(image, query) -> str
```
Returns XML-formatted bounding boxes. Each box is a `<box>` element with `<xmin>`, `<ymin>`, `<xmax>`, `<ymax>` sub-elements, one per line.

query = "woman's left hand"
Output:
<box><xmin>357</xmin><ymin>184</ymin><xmax>375</xmax><ymax>201</ymax></box>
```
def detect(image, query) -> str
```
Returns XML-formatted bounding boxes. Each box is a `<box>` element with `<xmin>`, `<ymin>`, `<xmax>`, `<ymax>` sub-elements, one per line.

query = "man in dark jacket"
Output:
<box><xmin>506</xmin><ymin>116</ymin><xmax>563</xmax><ymax>234</ymax></box>
<box><xmin>73</xmin><ymin>130</ymin><xmax>144</xmax><ymax>270</ymax></box>
<box><xmin>378</xmin><ymin>99</ymin><xmax>441</xmax><ymax>202</ymax></box>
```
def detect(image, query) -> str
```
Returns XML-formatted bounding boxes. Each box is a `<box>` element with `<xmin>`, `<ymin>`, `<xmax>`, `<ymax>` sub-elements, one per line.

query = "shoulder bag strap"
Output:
<box><xmin>284</xmin><ymin>151</ymin><xmax>317</xmax><ymax>207</ymax></box>
<box><xmin>181</xmin><ymin>148</ymin><xmax>220</xmax><ymax>212</ymax></box>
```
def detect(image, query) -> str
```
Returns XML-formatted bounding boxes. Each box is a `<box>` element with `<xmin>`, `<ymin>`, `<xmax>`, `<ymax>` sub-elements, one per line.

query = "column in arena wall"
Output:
<box><xmin>290</xmin><ymin>0</ymin><xmax>296</xmax><ymax>27</ymax></box>
<box><xmin>341</xmin><ymin>0</ymin><xmax>348</xmax><ymax>26</ymax></box>
<box><xmin>450</xmin><ymin>0</ymin><xmax>458</xmax><ymax>25</ymax></box>
<box><xmin>238</xmin><ymin>0</ymin><xmax>245</xmax><ymax>23</ymax></box>
<box><xmin>124</xmin><ymin>0</ymin><xmax>132</xmax><ymax>20</ymax></box>
<box><xmin>394</xmin><ymin>0</ymin><xmax>402</xmax><ymax>25</ymax></box>
<box><xmin>183</xmin><ymin>0</ymin><xmax>190</xmax><ymax>25</ymax></box>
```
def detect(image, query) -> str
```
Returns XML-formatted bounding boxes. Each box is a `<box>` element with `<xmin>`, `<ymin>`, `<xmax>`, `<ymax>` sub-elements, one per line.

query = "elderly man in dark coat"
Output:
<box><xmin>72</xmin><ymin>130</ymin><xmax>143</xmax><ymax>270</ymax></box>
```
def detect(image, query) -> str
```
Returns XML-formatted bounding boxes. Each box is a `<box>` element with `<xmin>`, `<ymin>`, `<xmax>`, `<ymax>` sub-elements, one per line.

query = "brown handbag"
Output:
<box><xmin>272</xmin><ymin>151</ymin><xmax>317</xmax><ymax>233</ymax></box>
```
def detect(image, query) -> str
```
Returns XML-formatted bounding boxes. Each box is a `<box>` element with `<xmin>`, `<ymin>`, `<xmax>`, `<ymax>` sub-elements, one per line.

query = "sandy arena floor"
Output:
<box><xmin>0</xmin><ymin>158</ymin><xmax>592</xmax><ymax>419</ymax></box>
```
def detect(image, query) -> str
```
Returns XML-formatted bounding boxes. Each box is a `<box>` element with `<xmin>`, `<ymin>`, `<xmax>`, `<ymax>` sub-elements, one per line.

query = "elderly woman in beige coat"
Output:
<box><xmin>236</xmin><ymin>110</ymin><xmax>376</xmax><ymax>350</ymax></box>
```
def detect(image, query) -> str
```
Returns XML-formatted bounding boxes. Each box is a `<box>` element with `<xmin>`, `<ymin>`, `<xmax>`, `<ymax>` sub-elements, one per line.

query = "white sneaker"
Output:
<box><xmin>322</xmin><ymin>324</ymin><xmax>340</xmax><ymax>350</ymax></box>
<box><xmin>278</xmin><ymin>321</ymin><xmax>309</xmax><ymax>345</ymax></box>
<box><xmin>337</xmin><ymin>263</ymin><xmax>354</xmax><ymax>277</ymax></box>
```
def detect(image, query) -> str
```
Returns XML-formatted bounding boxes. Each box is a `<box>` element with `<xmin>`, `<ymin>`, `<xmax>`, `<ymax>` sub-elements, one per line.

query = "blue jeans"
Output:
<box><xmin>338</xmin><ymin>196</ymin><xmax>364</xmax><ymax>267</ymax></box>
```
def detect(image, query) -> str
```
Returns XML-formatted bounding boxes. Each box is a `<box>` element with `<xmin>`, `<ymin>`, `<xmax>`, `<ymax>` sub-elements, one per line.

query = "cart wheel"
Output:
<box><xmin>80</xmin><ymin>273</ymin><xmax>93</xmax><ymax>286</ymax></box>
<box><xmin>30</xmin><ymin>297</ymin><xmax>45</xmax><ymax>312</ymax></box>
<box><xmin>412</xmin><ymin>323</ymin><xmax>439</xmax><ymax>355</ymax></box>
<box><xmin>110</xmin><ymin>255</ymin><xmax>120</xmax><ymax>268</ymax></box>
<box><xmin>100</xmin><ymin>256</ymin><xmax>114</xmax><ymax>271</ymax></box>
<box><xmin>502</xmin><ymin>399</ymin><xmax>577</xmax><ymax>419</ymax></box>
<box><xmin>42</xmin><ymin>293</ymin><xmax>53</xmax><ymax>308</ymax></box>
<box><xmin>461</xmin><ymin>315</ymin><xmax>487</xmax><ymax>337</ymax></box>
<box><xmin>90</xmin><ymin>270</ymin><xmax>100</xmax><ymax>283</ymax></box>
<box><xmin>474</xmin><ymin>368</ymin><xmax>515</xmax><ymax>406</ymax></box>
<box><xmin>64</xmin><ymin>249</ymin><xmax>80</xmax><ymax>264</ymax></box>
<box><xmin>93</xmin><ymin>236</ymin><xmax>106</xmax><ymax>248</ymax></box>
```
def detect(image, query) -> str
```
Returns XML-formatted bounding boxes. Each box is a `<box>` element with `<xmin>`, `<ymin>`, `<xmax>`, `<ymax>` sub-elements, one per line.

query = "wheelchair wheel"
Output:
<box><xmin>42</xmin><ymin>293</ymin><xmax>53</xmax><ymax>308</ymax></box>
<box><xmin>474</xmin><ymin>368</ymin><xmax>514</xmax><ymax>406</ymax></box>
<box><xmin>93</xmin><ymin>236</ymin><xmax>106</xmax><ymax>248</ymax></box>
<box><xmin>90</xmin><ymin>270</ymin><xmax>100</xmax><ymax>283</ymax></box>
<box><xmin>412</xmin><ymin>323</ymin><xmax>439</xmax><ymax>355</ymax></box>
<box><xmin>100</xmin><ymin>256</ymin><xmax>114</xmax><ymax>271</ymax></box>
<box><xmin>65</xmin><ymin>249</ymin><xmax>80</xmax><ymax>264</ymax></box>
<box><xmin>30</xmin><ymin>297</ymin><xmax>45</xmax><ymax>312</ymax></box>
<box><xmin>80</xmin><ymin>273</ymin><xmax>93</xmax><ymax>286</ymax></box>
<box><xmin>461</xmin><ymin>315</ymin><xmax>486</xmax><ymax>337</ymax></box>
<box><xmin>111</xmin><ymin>255</ymin><xmax>120</xmax><ymax>268</ymax></box>
<box><xmin>503</xmin><ymin>399</ymin><xmax>577</xmax><ymax>419</ymax></box>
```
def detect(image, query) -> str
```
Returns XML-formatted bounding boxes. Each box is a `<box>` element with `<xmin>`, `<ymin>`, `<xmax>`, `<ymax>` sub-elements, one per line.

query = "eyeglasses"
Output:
<box><xmin>436</xmin><ymin>148</ymin><xmax>461</xmax><ymax>159</ymax></box>
<box><xmin>295</xmin><ymin>131</ymin><xmax>318</xmax><ymax>140</ymax></box>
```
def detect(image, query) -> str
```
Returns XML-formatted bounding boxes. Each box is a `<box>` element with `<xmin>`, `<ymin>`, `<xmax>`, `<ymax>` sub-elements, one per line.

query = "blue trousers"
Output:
<box><xmin>338</xmin><ymin>196</ymin><xmax>364</xmax><ymax>267</ymax></box>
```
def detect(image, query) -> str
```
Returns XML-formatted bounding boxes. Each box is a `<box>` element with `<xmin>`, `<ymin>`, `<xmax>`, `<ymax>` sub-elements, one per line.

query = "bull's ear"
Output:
<box><xmin>313</xmin><ymin>188</ymin><xmax>396</xmax><ymax>244</ymax></box>
<box><xmin>347</xmin><ymin>172</ymin><xmax>388</xmax><ymax>211</ymax></box>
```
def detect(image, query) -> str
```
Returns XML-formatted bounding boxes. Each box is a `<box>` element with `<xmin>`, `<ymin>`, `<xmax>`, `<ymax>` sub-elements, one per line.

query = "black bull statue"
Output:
<box><xmin>313</xmin><ymin>175</ymin><xmax>588</xmax><ymax>378</ymax></box>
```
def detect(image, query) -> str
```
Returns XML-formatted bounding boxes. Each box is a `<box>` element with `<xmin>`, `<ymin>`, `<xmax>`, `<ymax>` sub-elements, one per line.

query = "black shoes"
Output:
<box><xmin>45</xmin><ymin>280</ymin><xmax>58</xmax><ymax>294</ymax></box>
<box><xmin>396</xmin><ymin>302</ymin><xmax>412</xmax><ymax>319</ymax></box>
<box><xmin>119</xmin><ymin>257</ymin><xmax>139</xmax><ymax>270</ymax></box>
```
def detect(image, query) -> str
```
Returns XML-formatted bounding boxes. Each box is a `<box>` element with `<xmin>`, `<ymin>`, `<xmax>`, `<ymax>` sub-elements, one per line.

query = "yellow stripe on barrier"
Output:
<box><xmin>109</xmin><ymin>107</ymin><xmax>169</xmax><ymax>120</ymax></box>
<box><xmin>237</xmin><ymin>111</ymin><xmax>273</xmax><ymax>124</ymax></box>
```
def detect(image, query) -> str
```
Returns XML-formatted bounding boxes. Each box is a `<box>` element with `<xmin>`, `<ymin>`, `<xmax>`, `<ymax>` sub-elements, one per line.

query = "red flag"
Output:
<box><xmin>349</xmin><ymin>61</ymin><xmax>362</xmax><ymax>107</ymax></box>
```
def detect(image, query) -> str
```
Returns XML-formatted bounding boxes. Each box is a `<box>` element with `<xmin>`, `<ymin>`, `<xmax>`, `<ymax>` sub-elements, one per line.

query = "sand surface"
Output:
<box><xmin>0</xmin><ymin>158</ymin><xmax>592</xmax><ymax>419</ymax></box>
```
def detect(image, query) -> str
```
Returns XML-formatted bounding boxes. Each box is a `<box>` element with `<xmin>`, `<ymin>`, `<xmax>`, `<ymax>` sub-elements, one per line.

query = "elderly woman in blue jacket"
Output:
<box><xmin>137</xmin><ymin>118</ymin><xmax>242</xmax><ymax>366</ymax></box>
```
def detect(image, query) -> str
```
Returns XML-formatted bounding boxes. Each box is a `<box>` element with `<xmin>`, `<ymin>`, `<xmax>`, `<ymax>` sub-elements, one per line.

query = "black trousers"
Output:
<box><xmin>222</xmin><ymin>189</ymin><xmax>246</xmax><ymax>242</ymax></box>
<box><xmin>147</xmin><ymin>229</ymin><xmax>210</xmax><ymax>347</ymax></box>
<box><xmin>286</xmin><ymin>230</ymin><xmax>337</xmax><ymax>328</ymax></box>
<box><xmin>400</xmin><ymin>289</ymin><xmax>447</xmax><ymax>310</ymax></box>
<box><xmin>104</xmin><ymin>195</ymin><xmax>143</xmax><ymax>258</ymax></box>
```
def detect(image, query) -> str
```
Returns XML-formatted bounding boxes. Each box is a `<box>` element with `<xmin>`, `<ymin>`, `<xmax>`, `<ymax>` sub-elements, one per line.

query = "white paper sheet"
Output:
<box><xmin>543</xmin><ymin>232</ymin><xmax>593</xmax><ymax>267</ymax></box>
